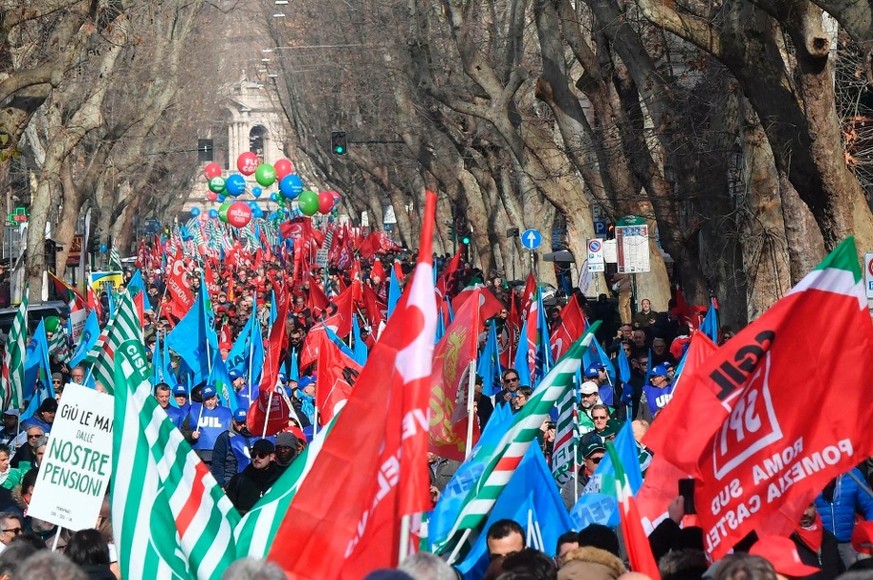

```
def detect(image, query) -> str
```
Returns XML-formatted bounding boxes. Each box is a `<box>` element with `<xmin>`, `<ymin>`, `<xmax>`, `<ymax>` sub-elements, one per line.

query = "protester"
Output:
<box><xmin>10</xmin><ymin>426</ymin><xmax>43</xmax><ymax>469</ymax></box>
<box><xmin>211</xmin><ymin>408</ymin><xmax>256</xmax><ymax>488</ymax></box>
<box><xmin>153</xmin><ymin>382</ymin><xmax>184</xmax><ymax>426</ymax></box>
<box><xmin>225</xmin><ymin>439</ymin><xmax>281</xmax><ymax>515</ymax></box>
<box><xmin>22</xmin><ymin>399</ymin><xmax>56</xmax><ymax>435</ymax></box>
<box><xmin>788</xmin><ymin>503</ymin><xmax>845</xmax><ymax>578</ymax></box>
<box><xmin>557</xmin><ymin>546</ymin><xmax>626</xmax><ymax>579</ymax></box>
<box><xmin>496</xmin><ymin>369</ymin><xmax>522</xmax><ymax>408</ymax></box>
<box><xmin>182</xmin><ymin>385</ymin><xmax>232</xmax><ymax>465</ymax></box>
<box><xmin>0</xmin><ymin>411</ymin><xmax>18</xmax><ymax>448</ymax></box>
<box><xmin>65</xmin><ymin>528</ymin><xmax>115</xmax><ymax>580</ymax></box>
<box><xmin>272</xmin><ymin>431</ymin><xmax>299</xmax><ymax>474</ymax></box>
<box><xmin>486</xmin><ymin>519</ymin><xmax>525</xmax><ymax>560</ymax></box>
<box><xmin>815</xmin><ymin>469</ymin><xmax>873</xmax><ymax>567</ymax></box>
<box><xmin>0</xmin><ymin>512</ymin><xmax>22</xmax><ymax>553</ymax></box>
<box><xmin>640</xmin><ymin>363</ymin><xmax>674</xmax><ymax>422</ymax></box>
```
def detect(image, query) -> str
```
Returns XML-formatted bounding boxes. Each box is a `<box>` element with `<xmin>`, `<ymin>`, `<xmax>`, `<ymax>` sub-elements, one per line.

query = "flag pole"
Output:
<box><xmin>398</xmin><ymin>513</ymin><xmax>411</xmax><ymax>564</ymax></box>
<box><xmin>446</xmin><ymin>528</ymin><xmax>473</xmax><ymax>565</ymax></box>
<box><xmin>465</xmin><ymin>359</ymin><xmax>477</xmax><ymax>459</ymax></box>
<box><xmin>261</xmin><ymin>388</ymin><xmax>275</xmax><ymax>440</ymax></box>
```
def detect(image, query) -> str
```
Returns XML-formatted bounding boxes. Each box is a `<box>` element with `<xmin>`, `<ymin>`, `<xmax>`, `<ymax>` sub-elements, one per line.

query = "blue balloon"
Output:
<box><xmin>218</xmin><ymin>195</ymin><xmax>226</xmax><ymax>202</ymax></box>
<box><xmin>190</xmin><ymin>207</ymin><xmax>201</xmax><ymax>217</ymax></box>
<box><xmin>225</xmin><ymin>174</ymin><xmax>246</xmax><ymax>197</ymax></box>
<box><xmin>248</xmin><ymin>202</ymin><xmax>259</xmax><ymax>210</ymax></box>
<box><xmin>208</xmin><ymin>209</ymin><xmax>219</xmax><ymax>219</ymax></box>
<box><xmin>253</xmin><ymin>207</ymin><xmax>264</xmax><ymax>218</ymax></box>
<box><xmin>252</xmin><ymin>186</ymin><xmax>263</xmax><ymax>199</ymax></box>
<box><xmin>279</xmin><ymin>174</ymin><xmax>304</xmax><ymax>199</ymax></box>
<box><xmin>270</xmin><ymin>192</ymin><xmax>279</xmax><ymax>202</ymax></box>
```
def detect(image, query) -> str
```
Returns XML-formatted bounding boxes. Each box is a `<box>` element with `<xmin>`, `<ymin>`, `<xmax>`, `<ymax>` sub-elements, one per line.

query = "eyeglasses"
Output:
<box><xmin>592</xmin><ymin>415</ymin><xmax>608</xmax><ymax>420</ymax></box>
<box><xmin>252</xmin><ymin>452</ymin><xmax>271</xmax><ymax>459</ymax></box>
<box><xmin>2</xmin><ymin>527</ymin><xmax>21</xmax><ymax>535</ymax></box>
<box><xmin>503</xmin><ymin>377</ymin><xmax>519</xmax><ymax>383</ymax></box>
<box><xmin>53</xmin><ymin>380</ymin><xmax>62</xmax><ymax>384</ymax></box>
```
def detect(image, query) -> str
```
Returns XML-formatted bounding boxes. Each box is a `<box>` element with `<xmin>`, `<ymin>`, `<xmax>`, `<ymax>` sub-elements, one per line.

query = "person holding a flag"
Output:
<box><xmin>640</xmin><ymin>363</ymin><xmax>674</xmax><ymax>422</ymax></box>
<box><xmin>181</xmin><ymin>385</ymin><xmax>232</xmax><ymax>465</ymax></box>
<box><xmin>211</xmin><ymin>408</ymin><xmax>256</xmax><ymax>489</ymax></box>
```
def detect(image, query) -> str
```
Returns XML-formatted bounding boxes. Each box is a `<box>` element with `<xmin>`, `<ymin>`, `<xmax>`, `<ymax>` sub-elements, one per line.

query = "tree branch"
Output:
<box><xmin>634</xmin><ymin>0</ymin><xmax>722</xmax><ymax>58</ymax></box>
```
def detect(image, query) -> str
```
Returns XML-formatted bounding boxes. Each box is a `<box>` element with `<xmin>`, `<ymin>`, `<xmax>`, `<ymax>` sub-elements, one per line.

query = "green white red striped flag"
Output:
<box><xmin>2</xmin><ymin>294</ymin><xmax>28</xmax><ymax>409</ymax></box>
<box><xmin>435</xmin><ymin>321</ymin><xmax>601</xmax><ymax>555</ymax></box>
<box><xmin>606</xmin><ymin>441</ymin><xmax>661</xmax><ymax>578</ymax></box>
<box><xmin>111</xmin><ymin>338</ymin><xmax>239</xmax><ymax>580</ymax></box>
<box><xmin>85</xmin><ymin>291</ymin><xmax>141</xmax><ymax>393</ymax></box>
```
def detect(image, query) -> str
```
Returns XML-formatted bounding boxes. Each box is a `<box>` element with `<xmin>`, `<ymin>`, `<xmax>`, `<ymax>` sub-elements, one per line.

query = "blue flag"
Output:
<box><xmin>570</xmin><ymin>420</ymin><xmax>643</xmax><ymax>529</ymax></box>
<box><xmin>387</xmin><ymin>266</ymin><xmax>401</xmax><ymax>320</ymax></box>
<box><xmin>127</xmin><ymin>269</ymin><xmax>146</xmax><ymax>297</ymax></box>
<box><xmin>68</xmin><ymin>310</ymin><xmax>100</xmax><ymax>368</ymax></box>
<box><xmin>165</xmin><ymin>284</ymin><xmax>218</xmax><ymax>384</ymax></box>
<box><xmin>287</xmin><ymin>349</ymin><xmax>299</xmax><ymax>381</ymax></box>
<box><xmin>428</xmin><ymin>405</ymin><xmax>515</xmax><ymax>549</ymax></box>
<box><xmin>269</xmin><ymin>291</ymin><xmax>278</xmax><ymax>328</ymax></box>
<box><xmin>617</xmin><ymin>342</ymin><xmax>631</xmax><ymax>384</ymax></box>
<box><xmin>226</xmin><ymin>312</ymin><xmax>265</xmax><ymax>386</ymax></box>
<box><xmin>700</xmin><ymin>297</ymin><xmax>719</xmax><ymax>343</ymax></box>
<box><xmin>351</xmin><ymin>316</ymin><xmax>368</xmax><ymax>366</ymax></box>
<box><xmin>151</xmin><ymin>332</ymin><xmax>164</xmax><ymax>387</ymax></box>
<box><xmin>477</xmin><ymin>323</ymin><xmax>503</xmax><ymax>396</ymax></box>
<box><xmin>435</xmin><ymin>306</ymin><xmax>447</xmax><ymax>344</ymax></box>
<box><xmin>209</xmin><ymin>348</ymin><xmax>240</xmax><ymax>412</ymax></box>
<box><xmin>162</xmin><ymin>330</ymin><xmax>178</xmax><ymax>388</ymax></box>
<box><xmin>324</xmin><ymin>324</ymin><xmax>355</xmax><ymax>360</ymax></box>
<box><xmin>514</xmin><ymin>317</ymin><xmax>532</xmax><ymax>388</ymax></box>
<box><xmin>456</xmin><ymin>445</ymin><xmax>573</xmax><ymax>577</ymax></box>
<box><xmin>533</xmin><ymin>290</ymin><xmax>554</xmax><ymax>386</ymax></box>
<box><xmin>24</xmin><ymin>319</ymin><xmax>53</xmax><ymax>402</ymax></box>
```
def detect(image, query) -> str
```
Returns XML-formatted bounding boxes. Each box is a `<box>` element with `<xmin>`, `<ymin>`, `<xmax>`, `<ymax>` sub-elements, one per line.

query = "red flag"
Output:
<box><xmin>435</xmin><ymin>247</ymin><xmax>463</xmax><ymax>300</ymax></box>
<box><xmin>429</xmin><ymin>290</ymin><xmax>483</xmax><ymax>461</ymax></box>
<box><xmin>166</xmin><ymin>249</ymin><xmax>194</xmax><ymax>320</ymax></box>
<box><xmin>450</xmin><ymin>285</ymin><xmax>503</xmax><ymax>320</ymax></box>
<box><xmin>371</xmin><ymin>259</ymin><xmax>386</xmax><ymax>281</ymax></box>
<box><xmin>267</xmin><ymin>192</ymin><xmax>438</xmax><ymax>577</ymax></box>
<box><xmin>643</xmin><ymin>241</ymin><xmax>873</xmax><ymax>558</ymax></box>
<box><xmin>361</xmin><ymin>283</ymin><xmax>386</xmax><ymax>329</ymax></box>
<box><xmin>307</xmin><ymin>279</ymin><xmax>330</xmax><ymax>314</ymax></box>
<box><xmin>636</xmin><ymin>332</ymin><xmax>717</xmax><ymax>531</ymax></box>
<box><xmin>519</xmin><ymin>272</ymin><xmax>537</xmax><ymax>315</ymax></box>
<box><xmin>88</xmin><ymin>288</ymin><xmax>103</xmax><ymax>321</ymax></box>
<box><xmin>314</xmin><ymin>336</ymin><xmax>362</xmax><ymax>424</ymax></box>
<box><xmin>551</xmin><ymin>299</ymin><xmax>586</xmax><ymax>361</ymax></box>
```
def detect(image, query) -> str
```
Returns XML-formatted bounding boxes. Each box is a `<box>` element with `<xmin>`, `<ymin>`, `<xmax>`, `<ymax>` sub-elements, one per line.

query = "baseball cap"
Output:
<box><xmin>582</xmin><ymin>440</ymin><xmax>606</xmax><ymax>459</ymax></box>
<box><xmin>275</xmin><ymin>432</ymin><xmax>297</xmax><ymax>448</ymax></box>
<box><xmin>580</xmin><ymin>381</ymin><xmax>599</xmax><ymax>395</ymax></box>
<box><xmin>651</xmin><ymin>363</ymin><xmax>671</xmax><ymax>377</ymax></box>
<box><xmin>251</xmin><ymin>439</ymin><xmax>275</xmax><ymax>455</ymax></box>
<box><xmin>277</xmin><ymin>372</ymin><xmax>288</xmax><ymax>383</ymax></box>
<box><xmin>852</xmin><ymin>521</ymin><xmax>873</xmax><ymax>555</ymax></box>
<box><xmin>298</xmin><ymin>376</ymin><xmax>315</xmax><ymax>390</ymax></box>
<box><xmin>749</xmin><ymin>535</ymin><xmax>820</xmax><ymax>577</ymax></box>
<box><xmin>228</xmin><ymin>369</ymin><xmax>243</xmax><ymax>381</ymax></box>
<box><xmin>201</xmin><ymin>385</ymin><xmax>217</xmax><ymax>399</ymax></box>
<box><xmin>233</xmin><ymin>408</ymin><xmax>247</xmax><ymax>423</ymax></box>
<box><xmin>172</xmin><ymin>385</ymin><xmax>188</xmax><ymax>396</ymax></box>
<box><xmin>285</xmin><ymin>425</ymin><xmax>306</xmax><ymax>445</ymax></box>
<box><xmin>584</xmin><ymin>364</ymin><xmax>604</xmax><ymax>378</ymax></box>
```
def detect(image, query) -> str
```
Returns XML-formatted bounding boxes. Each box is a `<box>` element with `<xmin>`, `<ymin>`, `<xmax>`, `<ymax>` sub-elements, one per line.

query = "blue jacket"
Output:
<box><xmin>815</xmin><ymin>468</ymin><xmax>873</xmax><ymax>542</ymax></box>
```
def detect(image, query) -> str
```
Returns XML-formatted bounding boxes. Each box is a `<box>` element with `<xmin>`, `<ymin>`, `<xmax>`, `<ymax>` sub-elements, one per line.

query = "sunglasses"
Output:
<box><xmin>27</xmin><ymin>434</ymin><xmax>41</xmax><ymax>439</ymax></box>
<box><xmin>503</xmin><ymin>377</ymin><xmax>519</xmax><ymax>383</ymax></box>
<box><xmin>592</xmin><ymin>416</ymin><xmax>608</xmax><ymax>420</ymax></box>
<box><xmin>252</xmin><ymin>452</ymin><xmax>271</xmax><ymax>459</ymax></box>
<box><xmin>2</xmin><ymin>527</ymin><xmax>21</xmax><ymax>535</ymax></box>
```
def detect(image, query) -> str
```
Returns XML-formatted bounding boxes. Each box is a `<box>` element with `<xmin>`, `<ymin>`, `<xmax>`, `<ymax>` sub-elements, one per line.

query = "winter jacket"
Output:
<box><xmin>791</xmin><ymin>528</ymin><xmax>844</xmax><ymax>580</ymax></box>
<box><xmin>815</xmin><ymin>469</ymin><xmax>873</xmax><ymax>542</ymax></box>
<box><xmin>225</xmin><ymin>463</ymin><xmax>281</xmax><ymax>515</ymax></box>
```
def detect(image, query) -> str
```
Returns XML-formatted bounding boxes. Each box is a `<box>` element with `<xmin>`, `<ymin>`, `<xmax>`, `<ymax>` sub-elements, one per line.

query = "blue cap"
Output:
<box><xmin>651</xmin><ymin>363</ymin><xmax>671</xmax><ymax>378</ymax></box>
<box><xmin>229</xmin><ymin>369</ymin><xmax>244</xmax><ymax>381</ymax></box>
<box><xmin>584</xmin><ymin>363</ymin><xmax>605</xmax><ymax>378</ymax></box>
<box><xmin>298</xmin><ymin>375</ymin><xmax>315</xmax><ymax>389</ymax></box>
<box><xmin>278</xmin><ymin>372</ymin><xmax>288</xmax><ymax>383</ymax></box>
<box><xmin>172</xmin><ymin>385</ymin><xmax>188</xmax><ymax>396</ymax></box>
<box><xmin>201</xmin><ymin>385</ymin><xmax>217</xmax><ymax>399</ymax></box>
<box><xmin>233</xmin><ymin>408</ymin><xmax>247</xmax><ymax>423</ymax></box>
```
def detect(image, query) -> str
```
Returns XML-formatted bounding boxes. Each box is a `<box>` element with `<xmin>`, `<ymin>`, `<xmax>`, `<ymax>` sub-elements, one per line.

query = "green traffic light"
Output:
<box><xmin>335</xmin><ymin>146</ymin><xmax>345</xmax><ymax>154</ymax></box>
<box><xmin>462</xmin><ymin>236</ymin><xmax>470</xmax><ymax>244</ymax></box>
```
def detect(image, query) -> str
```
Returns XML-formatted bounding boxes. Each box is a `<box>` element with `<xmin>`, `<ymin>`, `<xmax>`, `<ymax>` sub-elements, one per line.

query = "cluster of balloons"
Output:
<box><xmin>199</xmin><ymin>153</ymin><xmax>341</xmax><ymax>224</ymax></box>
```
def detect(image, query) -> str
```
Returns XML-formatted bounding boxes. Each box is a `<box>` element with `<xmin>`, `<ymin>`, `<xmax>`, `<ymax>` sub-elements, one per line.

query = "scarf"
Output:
<box><xmin>297</xmin><ymin>391</ymin><xmax>316</xmax><ymax>424</ymax></box>
<box><xmin>795</xmin><ymin>512</ymin><xmax>824</xmax><ymax>553</ymax></box>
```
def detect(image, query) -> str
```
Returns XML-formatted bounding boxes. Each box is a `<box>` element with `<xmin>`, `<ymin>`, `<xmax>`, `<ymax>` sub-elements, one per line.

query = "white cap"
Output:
<box><xmin>3</xmin><ymin>409</ymin><xmax>19</xmax><ymax>417</ymax></box>
<box><xmin>580</xmin><ymin>381</ymin><xmax>599</xmax><ymax>395</ymax></box>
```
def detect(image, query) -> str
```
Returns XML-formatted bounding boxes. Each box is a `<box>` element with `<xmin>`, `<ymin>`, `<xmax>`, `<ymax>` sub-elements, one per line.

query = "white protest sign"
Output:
<box><xmin>28</xmin><ymin>385</ymin><xmax>114</xmax><ymax>531</ymax></box>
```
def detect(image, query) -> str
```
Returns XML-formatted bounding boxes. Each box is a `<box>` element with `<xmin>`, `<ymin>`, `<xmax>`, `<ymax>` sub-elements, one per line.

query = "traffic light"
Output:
<box><xmin>331</xmin><ymin>131</ymin><xmax>347</xmax><ymax>155</ymax></box>
<box><xmin>462</xmin><ymin>234</ymin><xmax>471</xmax><ymax>245</ymax></box>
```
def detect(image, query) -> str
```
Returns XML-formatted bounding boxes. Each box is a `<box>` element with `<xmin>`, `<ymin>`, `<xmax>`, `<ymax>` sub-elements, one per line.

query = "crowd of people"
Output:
<box><xmin>0</xmin><ymin>235</ymin><xmax>867</xmax><ymax>580</ymax></box>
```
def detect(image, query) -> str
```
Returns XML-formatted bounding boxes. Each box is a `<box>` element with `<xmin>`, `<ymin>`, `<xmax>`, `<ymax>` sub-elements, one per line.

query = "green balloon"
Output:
<box><xmin>298</xmin><ymin>190</ymin><xmax>319</xmax><ymax>216</ymax></box>
<box><xmin>255</xmin><ymin>164</ymin><xmax>277</xmax><ymax>187</ymax></box>
<box><xmin>208</xmin><ymin>176</ymin><xmax>226</xmax><ymax>193</ymax></box>
<box><xmin>218</xmin><ymin>200</ymin><xmax>231</xmax><ymax>222</ymax></box>
<box><xmin>45</xmin><ymin>316</ymin><xmax>60</xmax><ymax>333</ymax></box>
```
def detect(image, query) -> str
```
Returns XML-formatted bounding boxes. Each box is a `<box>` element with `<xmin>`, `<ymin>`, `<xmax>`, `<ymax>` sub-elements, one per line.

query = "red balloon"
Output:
<box><xmin>203</xmin><ymin>162</ymin><xmax>222</xmax><ymax>179</ymax></box>
<box><xmin>317</xmin><ymin>191</ymin><xmax>335</xmax><ymax>214</ymax></box>
<box><xmin>206</xmin><ymin>191</ymin><xmax>218</xmax><ymax>202</ymax></box>
<box><xmin>237</xmin><ymin>152</ymin><xmax>259</xmax><ymax>176</ymax></box>
<box><xmin>274</xmin><ymin>158</ymin><xmax>294</xmax><ymax>179</ymax></box>
<box><xmin>227</xmin><ymin>201</ymin><xmax>253</xmax><ymax>228</ymax></box>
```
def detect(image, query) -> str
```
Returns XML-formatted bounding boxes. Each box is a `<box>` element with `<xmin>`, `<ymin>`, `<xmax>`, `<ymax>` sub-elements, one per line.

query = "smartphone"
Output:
<box><xmin>679</xmin><ymin>478</ymin><xmax>696</xmax><ymax>515</ymax></box>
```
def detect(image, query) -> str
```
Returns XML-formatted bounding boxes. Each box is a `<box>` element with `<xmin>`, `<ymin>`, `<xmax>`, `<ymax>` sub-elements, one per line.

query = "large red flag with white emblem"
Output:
<box><xmin>267</xmin><ymin>192</ymin><xmax>438</xmax><ymax>578</ymax></box>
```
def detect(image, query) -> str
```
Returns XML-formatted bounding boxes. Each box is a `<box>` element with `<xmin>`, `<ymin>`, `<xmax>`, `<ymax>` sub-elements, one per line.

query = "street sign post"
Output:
<box><xmin>615</xmin><ymin>216</ymin><xmax>650</xmax><ymax>274</ymax></box>
<box><xmin>587</xmin><ymin>239</ymin><xmax>605</xmax><ymax>272</ymax></box>
<box><xmin>520</xmin><ymin>229</ymin><xmax>542</xmax><ymax>250</ymax></box>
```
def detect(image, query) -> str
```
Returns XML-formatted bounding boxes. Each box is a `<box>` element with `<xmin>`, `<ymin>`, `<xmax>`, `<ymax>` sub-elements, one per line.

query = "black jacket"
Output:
<box><xmin>791</xmin><ymin>529</ymin><xmax>845</xmax><ymax>580</ymax></box>
<box><xmin>226</xmin><ymin>462</ymin><xmax>281</xmax><ymax>515</ymax></box>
